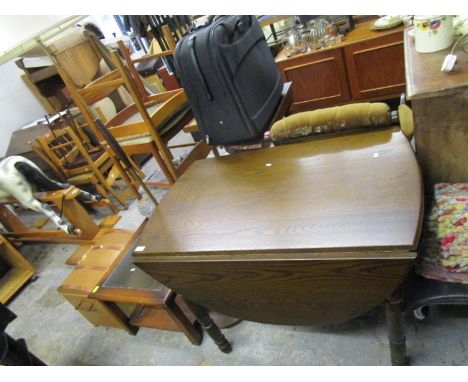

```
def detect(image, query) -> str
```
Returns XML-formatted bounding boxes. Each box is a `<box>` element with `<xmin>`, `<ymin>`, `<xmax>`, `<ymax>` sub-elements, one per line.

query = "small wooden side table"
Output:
<box><xmin>90</xmin><ymin>241</ymin><xmax>203</xmax><ymax>345</ymax></box>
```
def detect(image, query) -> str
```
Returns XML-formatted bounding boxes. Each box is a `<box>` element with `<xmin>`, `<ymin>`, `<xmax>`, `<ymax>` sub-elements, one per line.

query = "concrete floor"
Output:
<box><xmin>3</xmin><ymin>134</ymin><xmax>468</xmax><ymax>366</ymax></box>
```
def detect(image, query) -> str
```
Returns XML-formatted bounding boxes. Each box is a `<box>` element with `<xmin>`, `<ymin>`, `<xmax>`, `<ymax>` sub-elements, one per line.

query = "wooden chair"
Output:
<box><xmin>116</xmin><ymin>26</ymin><xmax>217</xmax><ymax>178</ymax></box>
<box><xmin>44</xmin><ymin>106</ymin><xmax>101</xmax><ymax>152</ymax></box>
<box><xmin>39</xmin><ymin>26</ymin><xmax>211</xmax><ymax>186</ymax></box>
<box><xmin>41</xmin><ymin>35</ymin><xmax>211</xmax><ymax>187</ymax></box>
<box><xmin>32</xmin><ymin>127</ymin><xmax>139</xmax><ymax>213</ymax></box>
<box><xmin>117</xmin><ymin>25</ymin><xmax>180</xmax><ymax>100</ymax></box>
<box><xmin>117</xmin><ymin>25</ymin><xmax>218</xmax><ymax>164</ymax></box>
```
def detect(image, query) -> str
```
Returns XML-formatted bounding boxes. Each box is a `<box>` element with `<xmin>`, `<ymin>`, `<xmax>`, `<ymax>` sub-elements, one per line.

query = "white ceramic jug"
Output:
<box><xmin>414</xmin><ymin>15</ymin><xmax>454</xmax><ymax>53</ymax></box>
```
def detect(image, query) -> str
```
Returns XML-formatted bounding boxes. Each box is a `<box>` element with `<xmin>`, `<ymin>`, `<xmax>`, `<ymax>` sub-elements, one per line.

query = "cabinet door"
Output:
<box><xmin>278</xmin><ymin>49</ymin><xmax>350</xmax><ymax>112</ymax></box>
<box><xmin>344</xmin><ymin>32</ymin><xmax>405</xmax><ymax>100</ymax></box>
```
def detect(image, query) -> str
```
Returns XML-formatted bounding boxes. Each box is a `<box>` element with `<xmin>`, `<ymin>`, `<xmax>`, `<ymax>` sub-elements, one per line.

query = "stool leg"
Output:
<box><xmin>385</xmin><ymin>286</ymin><xmax>408</xmax><ymax>366</ymax></box>
<box><xmin>185</xmin><ymin>300</ymin><xmax>232</xmax><ymax>354</ymax></box>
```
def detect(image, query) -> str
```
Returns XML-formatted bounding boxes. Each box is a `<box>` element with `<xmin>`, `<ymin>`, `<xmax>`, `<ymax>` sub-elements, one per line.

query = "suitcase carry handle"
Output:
<box><xmin>188</xmin><ymin>35</ymin><xmax>213</xmax><ymax>101</ymax></box>
<box><xmin>206</xmin><ymin>15</ymin><xmax>216</xmax><ymax>25</ymax></box>
<box><xmin>188</xmin><ymin>15</ymin><xmax>220</xmax><ymax>32</ymax></box>
<box><xmin>217</xmin><ymin>16</ymin><xmax>254</xmax><ymax>43</ymax></box>
<box><xmin>232</xmin><ymin>15</ymin><xmax>253</xmax><ymax>36</ymax></box>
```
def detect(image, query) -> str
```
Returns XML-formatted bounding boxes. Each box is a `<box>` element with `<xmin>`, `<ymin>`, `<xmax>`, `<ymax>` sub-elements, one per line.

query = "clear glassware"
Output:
<box><xmin>309</xmin><ymin>27</ymin><xmax>320</xmax><ymax>50</ymax></box>
<box><xmin>296</xmin><ymin>28</ymin><xmax>308</xmax><ymax>53</ymax></box>
<box><xmin>315</xmin><ymin>18</ymin><xmax>330</xmax><ymax>48</ymax></box>
<box><xmin>301</xmin><ymin>30</ymin><xmax>313</xmax><ymax>52</ymax></box>
<box><xmin>283</xmin><ymin>40</ymin><xmax>294</xmax><ymax>57</ymax></box>
<box><xmin>284</xmin><ymin>30</ymin><xmax>297</xmax><ymax>57</ymax></box>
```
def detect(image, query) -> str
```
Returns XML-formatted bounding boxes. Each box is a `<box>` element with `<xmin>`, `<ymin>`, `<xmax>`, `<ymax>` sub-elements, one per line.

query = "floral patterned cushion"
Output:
<box><xmin>416</xmin><ymin>183</ymin><xmax>468</xmax><ymax>284</ymax></box>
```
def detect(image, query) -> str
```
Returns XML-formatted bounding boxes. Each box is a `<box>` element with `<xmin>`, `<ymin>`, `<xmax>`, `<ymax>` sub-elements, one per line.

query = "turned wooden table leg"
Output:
<box><xmin>385</xmin><ymin>286</ymin><xmax>408</xmax><ymax>366</ymax></box>
<box><xmin>185</xmin><ymin>300</ymin><xmax>232</xmax><ymax>354</ymax></box>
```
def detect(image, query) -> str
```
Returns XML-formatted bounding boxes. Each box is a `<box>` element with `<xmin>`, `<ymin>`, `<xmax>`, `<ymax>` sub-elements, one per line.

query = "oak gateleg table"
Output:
<box><xmin>133</xmin><ymin>127</ymin><xmax>423</xmax><ymax>365</ymax></box>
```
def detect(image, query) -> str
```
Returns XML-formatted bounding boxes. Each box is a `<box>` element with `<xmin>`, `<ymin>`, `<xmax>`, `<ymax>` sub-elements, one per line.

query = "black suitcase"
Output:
<box><xmin>174</xmin><ymin>15</ymin><xmax>283</xmax><ymax>145</ymax></box>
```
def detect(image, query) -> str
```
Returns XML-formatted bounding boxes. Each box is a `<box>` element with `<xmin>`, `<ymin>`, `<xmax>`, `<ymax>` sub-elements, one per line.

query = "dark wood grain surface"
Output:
<box><xmin>137</xmin><ymin>255</ymin><xmax>413</xmax><ymax>325</ymax></box>
<box><xmin>136</xmin><ymin>128</ymin><xmax>422</xmax><ymax>257</ymax></box>
<box><xmin>134</xmin><ymin>128</ymin><xmax>422</xmax><ymax>325</ymax></box>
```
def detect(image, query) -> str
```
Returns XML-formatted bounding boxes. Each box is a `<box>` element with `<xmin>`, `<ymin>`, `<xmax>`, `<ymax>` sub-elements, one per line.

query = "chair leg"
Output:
<box><xmin>128</xmin><ymin>156</ymin><xmax>145</xmax><ymax>179</ymax></box>
<box><xmin>95</xmin><ymin>183</ymin><xmax>119</xmax><ymax>214</ymax></box>
<box><xmin>113</xmin><ymin>159</ymin><xmax>142</xmax><ymax>200</ymax></box>
<box><xmin>101</xmin><ymin>180</ymin><xmax>128</xmax><ymax>210</ymax></box>
<box><xmin>157</xmin><ymin>143</ymin><xmax>178</xmax><ymax>181</ymax></box>
<box><xmin>149</xmin><ymin>143</ymin><xmax>176</xmax><ymax>185</ymax></box>
<box><xmin>92</xmin><ymin>170</ymin><xmax>128</xmax><ymax>210</ymax></box>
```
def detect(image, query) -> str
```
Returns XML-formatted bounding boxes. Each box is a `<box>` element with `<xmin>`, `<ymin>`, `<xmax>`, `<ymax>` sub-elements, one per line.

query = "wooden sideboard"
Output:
<box><xmin>275</xmin><ymin>20</ymin><xmax>405</xmax><ymax>112</ymax></box>
<box><xmin>404</xmin><ymin>29</ymin><xmax>468</xmax><ymax>191</ymax></box>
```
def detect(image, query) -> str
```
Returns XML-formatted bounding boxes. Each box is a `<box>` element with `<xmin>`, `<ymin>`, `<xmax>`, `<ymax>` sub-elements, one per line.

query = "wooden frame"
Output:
<box><xmin>118</xmin><ymin>25</ymin><xmax>177</xmax><ymax>101</ymax></box>
<box><xmin>0</xmin><ymin>186</ymin><xmax>121</xmax><ymax>265</ymax></box>
<box><xmin>0</xmin><ymin>235</ymin><xmax>35</xmax><ymax>304</ymax></box>
<box><xmin>33</xmin><ymin>127</ymin><xmax>139</xmax><ymax>213</ymax></box>
<box><xmin>40</xmin><ymin>26</ymin><xmax>213</xmax><ymax>188</ymax></box>
<box><xmin>58</xmin><ymin>224</ymin><xmax>202</xmax><ymax>344</ymax></box>
<box><xmin>42</xmin><ymin>43</ymin><xmax>177</xmax><ymax>187</ymax></box>
<box><xmin>115</xmin><ymin>26</ymin><xmax>216</xmax><ymax>178</ymax></box>
<box><xmin>90</xmin><ymin>281</ymin><xmax>202</xmax><ymax>345</ymax></box>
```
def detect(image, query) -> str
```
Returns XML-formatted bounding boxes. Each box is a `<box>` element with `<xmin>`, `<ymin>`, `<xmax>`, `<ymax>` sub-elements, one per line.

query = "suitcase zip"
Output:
<box><xmin>174</xmin><ymin>37</ymin><xmax>210</xmax><ymax>137</ymax></box>
<box><xmin>188</xmin><ymin>35</ymin><xmax>213</xmax><ymax>101</ymax></box>
<box><xmin>208</xmin><ymin>16</ymin><xmax>258</xmax><ymax>138</ymax></box>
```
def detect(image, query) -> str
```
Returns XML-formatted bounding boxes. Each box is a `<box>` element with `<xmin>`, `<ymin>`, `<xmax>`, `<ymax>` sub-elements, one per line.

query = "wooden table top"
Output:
<box><xmin>404</xmin><ymin>28</ymin><xmax>468</xmax><ymax>100</ymax></box>
<box><xmin>135</xmin><ymin>128</ymin><xmax>423</xmax><ymax>260</ymax></box>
